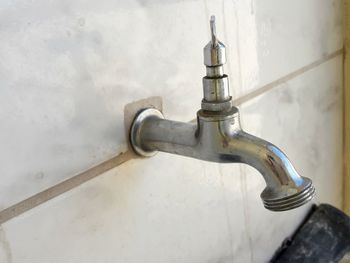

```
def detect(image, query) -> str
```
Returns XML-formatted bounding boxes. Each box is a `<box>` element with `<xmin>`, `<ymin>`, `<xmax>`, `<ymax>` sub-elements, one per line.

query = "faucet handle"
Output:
<box><xmin>210</xmin><ymin>15</ymin><xmax>218</xmax><ymax>47</ymax></box>
<box><xmin>204</xmin><ymin>15</ymin><xmax>226</xmax><ymax>67</ymax></box>
<box><xmin>202</xmin><ymin>16</ymin><xmax>232</xmax><ymax>112</ymax></box>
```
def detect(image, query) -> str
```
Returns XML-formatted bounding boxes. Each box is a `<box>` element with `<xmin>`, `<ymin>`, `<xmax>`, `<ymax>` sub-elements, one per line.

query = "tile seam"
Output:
<box><xmin>0</xmin><ymin>151</ymin><xmax>134</xmax><ymax>224</ymax></box>
<box><xmin>0</xmin><ymin>48</ymin><xmax>343</xmax><ymax>224</ymax></box>
<box><xmin>233</xmin><ymin>49</ymin><xmax>343</xmax><ymax>106</ymax></box>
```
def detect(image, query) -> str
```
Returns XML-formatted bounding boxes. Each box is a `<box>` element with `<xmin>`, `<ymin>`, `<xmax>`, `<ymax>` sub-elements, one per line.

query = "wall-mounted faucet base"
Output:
<box><xmin>130</xmin><ymin>108</ymin><xmax>164</xmax><ymax>157</ymax></box>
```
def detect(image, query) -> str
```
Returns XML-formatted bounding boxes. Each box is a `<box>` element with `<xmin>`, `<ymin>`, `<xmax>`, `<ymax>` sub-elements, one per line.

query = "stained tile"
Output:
<box><xmin>0</xmin><ymin>55</ymin><xmax>342</xmax><ymax>263</ymax></box>
<box><xmin>246</xmin><ymin>0</ymin><xmax>342</xmax><ymax>92</ymax></box>
<box><xmin>0</xmin><ymin>0</ymin><xmax>342</xmax><ymax>210</ymax></box>
<box><xmin>1</xmin><ymin>155</ymin><xmax>250</xmax><ymax>263</ymax></box>
<box><xmin>0</xmin><ymin>0</ymin><xmax>225</xmax><ymax>208</ymax></box>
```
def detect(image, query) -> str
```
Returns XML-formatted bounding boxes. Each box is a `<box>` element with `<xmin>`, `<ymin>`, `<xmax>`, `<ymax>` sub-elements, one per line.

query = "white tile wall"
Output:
<box><xmin>0</xmin><ymin>0</ymin><xmax>342</xmax><ymax>210</ymax></box>
<box><xmin>254</xmin><ymin>0</ymin><xmax>342</xmax><ymax>87</ymax></box>
<box><xmin>0</xmin><ymin>55</ymin><xmax>342</xmax><ymax>262</ymax></box>
<box><xmin>0</xmin><ymin>0</ymin><xmax>212</xmax><ymax>208</ymax></box>
<box><xmin>0</xmin><ymin>0</ymin><xmax>343</xmax><ymax>262</ymax></box>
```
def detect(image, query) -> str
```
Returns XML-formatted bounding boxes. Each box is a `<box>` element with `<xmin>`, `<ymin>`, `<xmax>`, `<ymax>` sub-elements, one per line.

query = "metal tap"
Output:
<box><xmin>129</xmin><ymin>16</ymin><xmax>315</xmax><ymax>211</ymax></box>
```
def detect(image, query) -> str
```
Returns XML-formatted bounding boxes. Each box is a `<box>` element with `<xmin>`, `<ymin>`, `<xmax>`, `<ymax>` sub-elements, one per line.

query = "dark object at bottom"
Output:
<box><xmin>271</xmin><ymin>204</ymin><xmax>350</xmax><ymax>263</ymax></box>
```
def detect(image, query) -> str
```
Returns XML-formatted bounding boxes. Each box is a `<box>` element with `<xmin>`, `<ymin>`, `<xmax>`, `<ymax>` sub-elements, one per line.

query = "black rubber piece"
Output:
<box><xmin>271</xmin><ymin>204</ymin><xmax>350</xmax><ymax>263</ymax></box>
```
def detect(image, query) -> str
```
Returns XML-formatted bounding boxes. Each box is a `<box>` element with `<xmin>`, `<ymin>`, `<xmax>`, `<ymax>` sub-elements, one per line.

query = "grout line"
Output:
<box><xmin>0</xmin><ymin>49</ymin><xmax>343</xmax><ymax>225</ymax></box>
<box><xmin>233</xmin><ymin>49</ymin><xmax>343</xmax><ymax>106</ymax></box>
<box><xmin>0</xmin><ymin>151</ymin><xmax>134</xmax><ymax>224</ymax></box>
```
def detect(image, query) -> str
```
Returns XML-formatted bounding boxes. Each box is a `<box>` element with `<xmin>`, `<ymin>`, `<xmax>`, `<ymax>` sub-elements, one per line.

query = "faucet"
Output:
<box><xmin>129</xmin><ymin>16</ymin><xmax>315</xmax><ymax>211</ymax></box>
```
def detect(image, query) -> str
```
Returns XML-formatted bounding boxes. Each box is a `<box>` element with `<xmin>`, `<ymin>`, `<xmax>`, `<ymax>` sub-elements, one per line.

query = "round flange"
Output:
<box><xmin>130</xmin><ymin>108</ymin><xmax>164</xmax><ymax>157</ymax></box>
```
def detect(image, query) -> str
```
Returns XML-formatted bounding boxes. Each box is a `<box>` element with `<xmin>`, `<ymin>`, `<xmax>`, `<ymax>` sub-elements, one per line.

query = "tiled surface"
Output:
<box><xmin>0</xmin><ymin>0</ymin><xmax>218</xmax><ymax>209</ymax></box>
<box><xmin>254</xmin><ymin>0</ymin><xmax>342</xmax><ymax>88</ymax></box>
<box><xmin>1</xmin><ymin>157</ymin><xmax>249</xmax><ymax>263</ymax></box>
<box><xmin>0</xmin><ymin>55</ymin><xmax>342</xmax><ymax>263</ymax></box>
<box><xmin>0</xmin><ymin>0</ymin><xmax>342</xmax><ymax>210</ymax></box>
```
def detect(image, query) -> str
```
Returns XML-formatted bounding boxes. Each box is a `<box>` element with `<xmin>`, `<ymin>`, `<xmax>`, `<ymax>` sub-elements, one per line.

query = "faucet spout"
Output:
<box><xmin>219</xmin><ymin>128</ymin><xmax>314</xmax><ymax>211</ymax></box>
<box><xmin>130</xmin><ymin>106</ymin><xmax>314</xmax><ymax>211</ymax></box>
<box><xmin>128</xmin><ymin>15</ymin><xmax>314</xmax><ymax>211</ymax></box>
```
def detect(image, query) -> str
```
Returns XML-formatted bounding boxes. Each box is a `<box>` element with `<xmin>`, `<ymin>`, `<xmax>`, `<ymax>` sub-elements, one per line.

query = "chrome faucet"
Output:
<box><xmin>129</xmin><ymin>16</ymin><xmax>315</xmax><ymax>211</ymax></box>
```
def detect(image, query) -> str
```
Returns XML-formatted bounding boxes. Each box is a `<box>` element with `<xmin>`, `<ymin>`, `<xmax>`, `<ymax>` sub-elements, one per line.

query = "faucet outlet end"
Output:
<box><xmin>261</xmin><ymin>177</ymin><xmax>315</xmax><ymax>211</ymax></box>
